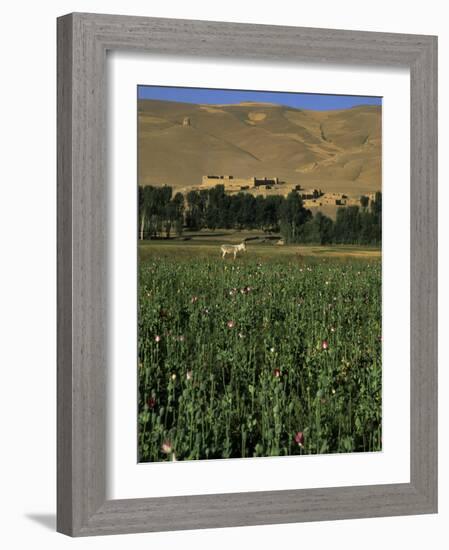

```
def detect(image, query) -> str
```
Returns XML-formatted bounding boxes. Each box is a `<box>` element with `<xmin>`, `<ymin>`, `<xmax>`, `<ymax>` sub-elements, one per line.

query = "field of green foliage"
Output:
<box><xmin>138</xmin><ymin>250</ymin><xmax>382</xmax><ymax>462</ymax></box>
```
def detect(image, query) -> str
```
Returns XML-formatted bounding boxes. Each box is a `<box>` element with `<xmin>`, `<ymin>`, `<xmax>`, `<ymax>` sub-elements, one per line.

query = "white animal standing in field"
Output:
<box><xmin>221</xmin><ymin>242</ymin><xmax>247</xmax><ymax>260</ymax></box>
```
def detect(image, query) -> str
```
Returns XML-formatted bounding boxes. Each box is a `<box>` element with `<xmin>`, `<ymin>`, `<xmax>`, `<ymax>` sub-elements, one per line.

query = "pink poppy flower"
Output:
<box><xmin>154</xmin><ymin>335</ymin><xmax>161</xmax><ymax>343</ymax></box>
<box><xmin>294</xmin><ymin>431</ymin><xmax>305</xmax><ymax>447</ymax></box>
<box><xmin>161</xmin><ymin>440</ymin><xmax>173</xmax><ymax>454</ymax></box>
<box><xmin>227</xmin><ymin>320</ymin><xmax>235</xmax><ymax>329</ymax></box>
<box><xmin>322</xmin><ymin>339</ymin><xmax>329</xmax><ymax>350</ymax></box>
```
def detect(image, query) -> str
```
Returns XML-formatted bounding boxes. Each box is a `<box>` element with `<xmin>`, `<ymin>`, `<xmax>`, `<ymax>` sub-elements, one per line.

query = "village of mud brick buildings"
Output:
<box><xmin>201</xmin><ymin>175</ymin><xmax>377</xmax><ymax>209</ymax></box>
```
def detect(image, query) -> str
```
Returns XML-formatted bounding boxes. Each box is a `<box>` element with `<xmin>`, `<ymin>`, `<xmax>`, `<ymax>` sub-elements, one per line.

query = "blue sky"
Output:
<box><xmin>137</xmin><ymin>85</ymin><xmax>381</xmax><ymax>111</ymax></box>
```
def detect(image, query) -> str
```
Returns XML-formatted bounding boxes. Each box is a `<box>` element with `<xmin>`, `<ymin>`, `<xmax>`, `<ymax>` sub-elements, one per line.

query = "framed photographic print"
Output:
<box><xmin>136</xmin><ymin>84</ymin><xmax>383</xmax><ymax>464</ymax></box>
<box><xmin>57</xmin><ymin>13</ymin><xmax>438</xmax><ymax>536</ymax></box>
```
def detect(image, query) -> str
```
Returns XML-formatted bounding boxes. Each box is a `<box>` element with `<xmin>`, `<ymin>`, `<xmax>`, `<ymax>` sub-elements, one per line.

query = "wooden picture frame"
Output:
<box><xmin>57</xmin><ymin>12</ymin><xmax>438</xmax><ymax>536</ymax></box>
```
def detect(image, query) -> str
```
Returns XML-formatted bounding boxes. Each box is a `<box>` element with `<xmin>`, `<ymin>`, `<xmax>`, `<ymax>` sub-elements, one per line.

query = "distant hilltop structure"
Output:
<box><xmin>202</xmin><ymin>175</ymin><xmax>281</xmax><ymax>190</ymax></box>
<box><xmin>182</xmin><ymin>117</ymin><xmax>191</xmax><ymax>127</ymax></box>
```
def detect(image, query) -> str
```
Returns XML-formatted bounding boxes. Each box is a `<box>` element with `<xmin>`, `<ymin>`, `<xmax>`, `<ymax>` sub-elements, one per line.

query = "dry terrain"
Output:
<box><xmin>138</xmin><ymin>99</ymin><xmax>381</xmax><ymax>201</ymax></box>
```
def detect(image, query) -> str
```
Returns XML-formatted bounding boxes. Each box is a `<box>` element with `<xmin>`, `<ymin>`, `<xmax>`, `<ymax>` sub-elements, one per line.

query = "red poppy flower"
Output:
<box><xmin>147</xmin><ymin>396</ymin><xmax>156</xmax><ymax>409</ymax></box>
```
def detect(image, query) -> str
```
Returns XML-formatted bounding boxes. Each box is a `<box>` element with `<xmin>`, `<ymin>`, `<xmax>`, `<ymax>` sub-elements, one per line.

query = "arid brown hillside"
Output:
<box><xmin>138</xmin><ymin>99</ymin><xmax>381</xmax><ymax>196</ymax></box>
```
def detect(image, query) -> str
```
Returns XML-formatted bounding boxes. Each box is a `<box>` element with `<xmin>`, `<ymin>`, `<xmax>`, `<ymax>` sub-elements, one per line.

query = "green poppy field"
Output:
<box><xmin>138</xmin><ymin>244</ymin><xmax>382</xmax><ymax>462</ymax></box>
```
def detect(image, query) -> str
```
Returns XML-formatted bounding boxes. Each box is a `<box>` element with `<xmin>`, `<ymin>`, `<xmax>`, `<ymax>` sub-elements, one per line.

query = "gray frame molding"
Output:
<box><xmin>57</xmin><ymin>12</ymin><xmax>438</xmax><ymax>537</ymax></box>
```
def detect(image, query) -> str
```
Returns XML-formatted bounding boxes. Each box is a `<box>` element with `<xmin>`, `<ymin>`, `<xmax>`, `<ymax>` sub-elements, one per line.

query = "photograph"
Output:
<box><xmin>137</xmin><ymin>85</ymin><xmax>382</xmax><ymax>463</ymax></box>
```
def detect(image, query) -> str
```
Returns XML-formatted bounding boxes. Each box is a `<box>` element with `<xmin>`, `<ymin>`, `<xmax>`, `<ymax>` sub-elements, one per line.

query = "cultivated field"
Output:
<box><xmin>138</xmin><ymin>239</ymin><xmax>382</xmax><ymax>462</ymax></box>
<box><xmin>139</xmin><ymin>230</ymin><xmax>381</xmax><ymax>263</ymax></box>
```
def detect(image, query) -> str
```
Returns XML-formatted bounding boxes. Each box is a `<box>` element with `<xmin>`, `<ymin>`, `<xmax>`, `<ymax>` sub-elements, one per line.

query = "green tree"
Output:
<box><xmin>335</xmin><ymin>205</ymin><xmax>361</xmax><ymax>244</ymax></box>
<box><xmin>279</xmin><ymin>191</ymin><xmax>311</xmax><ymax>243</ymax></box>
<box><xmin>172</xmin><ymin>192</ymin><xmax>185</xmax><ymax>237</ymax></box>
<box><xmin>186</xmin><ymin>190</ymin><xmax>202</xmax><ymax>230</ymax></box>
<box><xmin>139</xmin><ymin>185</ymin><xmax>156</xmax><ymax>240</ymax></box>
<box><xmin>301</xmin><ymin>212</ymin><xmax>334</xmax><ymax>244</ymax></box>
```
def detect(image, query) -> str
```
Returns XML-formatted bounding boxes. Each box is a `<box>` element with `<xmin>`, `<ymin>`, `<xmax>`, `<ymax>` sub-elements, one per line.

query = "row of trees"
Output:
<box><xmin>139</xmin><ymin>185</ymin><xmax>185</xmax><ymax>239</ymax></box>
<box><xmin>185</xmin><ymin>185</ymin><xmax>283</xmax><ymax>232</ymax></box>
<box><xmin>138</xmin><ymin>184</ymin><xmax>382</xmax><ymax>245</ymax></box>
<box><xmin>276</xmin><ymin>190</ymin><xmax>381</xmax><ymax>245</ymax></box>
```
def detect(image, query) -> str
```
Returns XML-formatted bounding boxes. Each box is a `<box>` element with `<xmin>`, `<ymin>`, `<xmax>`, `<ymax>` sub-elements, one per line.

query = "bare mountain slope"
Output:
<box><xmin>138</xmin><ymin>99</ymin><xmax>381</xmax><ymax>196</ymax></box>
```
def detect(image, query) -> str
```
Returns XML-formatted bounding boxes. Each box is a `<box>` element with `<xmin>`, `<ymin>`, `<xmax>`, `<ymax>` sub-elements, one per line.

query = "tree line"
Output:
<box><xmin>138</xmin><ymin>184</ymin><xmax>381</xmax><ymax>245</ymax></box>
